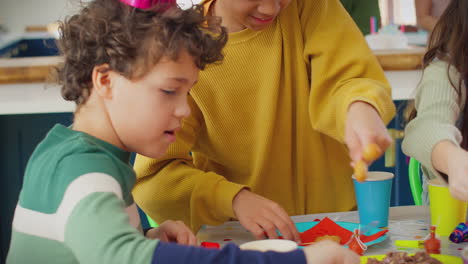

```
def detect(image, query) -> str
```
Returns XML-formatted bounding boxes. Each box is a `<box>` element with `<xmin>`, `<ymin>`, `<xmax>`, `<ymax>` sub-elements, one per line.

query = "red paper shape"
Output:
<box><xmin>298</xmin><ymin>217</ymin><xmax>388</xmax><ymax>246</ymax></box>
<box><xmin>300</xmin><ymin>217</ymin><xmax>353</xmax><ymax>245</ymax></box>
<box><xmin>360</xmin><ymin>230</ymin><xmax>388</xmax><ymax>243</ymax></box>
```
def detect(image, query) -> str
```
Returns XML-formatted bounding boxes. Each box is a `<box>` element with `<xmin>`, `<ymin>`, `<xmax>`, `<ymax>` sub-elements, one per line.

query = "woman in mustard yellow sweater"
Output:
<box><xmin>134</xmin><ymin>0</ymin><xmax>396</xmax><ymax>242</ymax></box>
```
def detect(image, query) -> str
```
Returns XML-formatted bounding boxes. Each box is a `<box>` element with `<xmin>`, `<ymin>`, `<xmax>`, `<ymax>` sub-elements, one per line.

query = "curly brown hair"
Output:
<box><xmin>57</xmin><ymin>0</ymin><xmax>227</xmax><ymax>105</ymax></box>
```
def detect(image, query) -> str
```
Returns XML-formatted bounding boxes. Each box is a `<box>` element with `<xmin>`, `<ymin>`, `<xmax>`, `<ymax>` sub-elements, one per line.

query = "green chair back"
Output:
<box><xmin>408</xmin><ymin>157</ymin><xmax>423</xmax><ymax>205</ymax></box>
<box><xmin>147</xmin><ymin>215</ymin><xmax>158</xmax><ymax>228</ymax></box>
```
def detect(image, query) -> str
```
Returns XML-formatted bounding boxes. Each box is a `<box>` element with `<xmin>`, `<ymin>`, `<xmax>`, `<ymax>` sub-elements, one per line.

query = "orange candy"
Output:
<box><xmin>353</xmin><ymin>144</ymin><xmax>382</xmax><ymax>182</ymax></box>
<box><xmin>354</xmin><ymin>160</ymin><xmax>368</xmax><ymax>182</ymax></box>
<box><xmin>362</xmin><ymin>143</ymin><xmax>382</xmax><ymax>163</ymax></box>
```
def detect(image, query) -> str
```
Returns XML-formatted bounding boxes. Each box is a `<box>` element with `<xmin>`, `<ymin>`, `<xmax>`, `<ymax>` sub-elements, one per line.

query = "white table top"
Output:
<box><xmin>196</xmin><ymin>206</ymin><xmax>467</xmax><ymax>258</ymax></box>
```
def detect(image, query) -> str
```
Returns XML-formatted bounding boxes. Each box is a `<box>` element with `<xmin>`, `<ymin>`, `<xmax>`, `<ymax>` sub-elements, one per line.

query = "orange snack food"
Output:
<box><xmin>354</xmin><ymin>160</ymin><xmax>368</xmax><ymax>182</ymax></box>
<box><xmin>363</xmin><ymin>143</ymin><xmax>382</xmax><ymax>162</ymax></box>
<box><xmin>314</xmin><ymin>235</ymin><xmax>341</xmax><ymax>243</ymax></box>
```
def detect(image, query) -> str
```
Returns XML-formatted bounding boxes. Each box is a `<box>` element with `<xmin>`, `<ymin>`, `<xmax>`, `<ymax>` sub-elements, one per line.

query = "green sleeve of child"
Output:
<box><xmin>65</xmin><ymin>192</ymin><xmax>158</xmax><ymax>263</ymax></box>
<box><xmin>402</xmin><ymin>61</ymin><xmax>465</xmax><ymax>180</ymax></box>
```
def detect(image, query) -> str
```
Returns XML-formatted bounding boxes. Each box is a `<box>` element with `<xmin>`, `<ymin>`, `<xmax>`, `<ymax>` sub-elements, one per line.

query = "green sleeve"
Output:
<box><xmin>64</xmin><ymin>192</ymin><xmax>158</xmax><ymax>263</ymax></box>
<box><xmin>340</xmin><ymin>0</ymin><xmax>381</xmax><ymax>35</ymax></box>
<box><xmin>402</xmin><ymin>61</ymin><xmax>465</xmax><ymax>180</ymax></box>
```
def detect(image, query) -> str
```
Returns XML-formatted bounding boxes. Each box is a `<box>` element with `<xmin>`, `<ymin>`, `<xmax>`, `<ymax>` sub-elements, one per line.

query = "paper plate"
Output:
<box><xmin>293</xmin><ymin>221</ymin><xmax>388</xmax><ymax>247</ymax></box>
<box><xmin>360</xmin><ymin>254</ymin><xmax>462</xmax><ymax>264</ymax></box>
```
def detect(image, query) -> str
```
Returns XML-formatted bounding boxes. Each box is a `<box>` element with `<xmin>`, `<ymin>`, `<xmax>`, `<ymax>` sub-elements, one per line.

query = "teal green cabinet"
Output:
<box><xmin>0</xmin><ymin>113</ymin><xmax>73</xmax><ymax>262</ymax></box>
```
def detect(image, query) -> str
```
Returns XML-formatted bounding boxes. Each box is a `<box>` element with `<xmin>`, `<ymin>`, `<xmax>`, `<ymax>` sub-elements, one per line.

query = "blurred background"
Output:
<box><xmin>0</xmin><ymin>0</ymin><xmax>416</xmax><ymax>34</ymax></box>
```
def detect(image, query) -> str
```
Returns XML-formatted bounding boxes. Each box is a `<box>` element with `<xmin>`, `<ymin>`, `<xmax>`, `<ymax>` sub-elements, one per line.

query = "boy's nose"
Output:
<box><xmin>175</xmin><ymin>99</ymin><xmax>191</xmax><ymax>118</ymax></box>
<box><xmin>257</xmin><ymin>0</ymin><xmax>280</xmax><ymax>17</ymax></box>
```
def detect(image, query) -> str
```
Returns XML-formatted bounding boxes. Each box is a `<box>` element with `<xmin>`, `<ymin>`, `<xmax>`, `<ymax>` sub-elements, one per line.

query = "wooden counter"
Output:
<box><xmin>0</xmin><ymin>56</ymin><xmax>61</xmax><ymax>84</ymax></box>
<box><xmin>373</xmin><ymin>47</ymin><xmax>426</xmax><ymax>71</ymax></box>
<box><xmin>0</xmin><ymin>47</ymin><xmax>426</xmax><ymax>84</ymax></box>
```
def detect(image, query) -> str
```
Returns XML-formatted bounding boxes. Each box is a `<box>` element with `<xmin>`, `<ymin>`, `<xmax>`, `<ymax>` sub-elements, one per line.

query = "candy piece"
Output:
<box><xmin>315</xmin><ymin>235</ymin><xmax>341</xmax><ymax>243</ymax></box>
<box><xmin>354</xmin><ymin>160</ymin><xmax>368</xmax><ymax>182</ymax></box>
<box><xmin>363</xmin><ymin>143</ymin><xmax>382</xmax><ymax>162</ymax></box>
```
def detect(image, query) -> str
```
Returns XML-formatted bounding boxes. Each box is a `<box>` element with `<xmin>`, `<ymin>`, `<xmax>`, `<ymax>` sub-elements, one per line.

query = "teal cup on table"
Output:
<box><xmin>352</xmin><ymin>171</ymin><xmax>394</xmax><ymax>228</ymax></box>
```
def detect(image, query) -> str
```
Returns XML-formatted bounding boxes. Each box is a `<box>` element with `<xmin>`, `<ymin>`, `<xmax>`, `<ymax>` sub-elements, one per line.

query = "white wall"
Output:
<box><xmin>0</xmin><ymin>0</ymin><xmax>202</xmax><ymax>33</ymax></box>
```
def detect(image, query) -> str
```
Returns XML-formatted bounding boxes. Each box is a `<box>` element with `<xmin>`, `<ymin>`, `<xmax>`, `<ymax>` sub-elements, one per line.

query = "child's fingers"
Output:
<box><xmin>176</xmin><ymin>231</ymin><xmax>190</xmax><ymax>245</ymax></box>
<box><xmin>159</xmin><ymin>232</ymin><xmax>170</xmax><ymax>243</ymax></box>
<box><xmin>450</xmin><ymin>181</ymin><xmax>468</xmax><ymax>201</ymax></box>
<box><xmin>188</xmin><ymin>233</ymin><xmax>198</xmax><ymax>246</ymax></box>
<box><xmin>344</xmin><ymin>249</ymin><xmax>361</xmax><ymax>264</ymax></box>
<box><xmin>178</xmin><ymin>222</ymin><xmax>198</xmax><ymax>246</ymax></box>
<box><xmin>175</xmin><ymin>221</ymin><xmax>196</xmax><ymax>245</ymax></box>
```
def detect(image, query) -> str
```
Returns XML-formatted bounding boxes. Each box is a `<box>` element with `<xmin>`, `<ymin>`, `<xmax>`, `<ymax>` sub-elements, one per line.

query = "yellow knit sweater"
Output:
<box><xmin>133</xmin><ymin>0</ymin><xmax>395</xmax><ymax>231</ymax></box>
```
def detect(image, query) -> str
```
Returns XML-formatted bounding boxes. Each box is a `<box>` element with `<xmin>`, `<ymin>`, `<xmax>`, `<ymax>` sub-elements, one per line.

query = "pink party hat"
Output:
<box><xmin>119</xmin><ymin>0</ymin><xmax>176</xmax><ymax>9</ymax></box>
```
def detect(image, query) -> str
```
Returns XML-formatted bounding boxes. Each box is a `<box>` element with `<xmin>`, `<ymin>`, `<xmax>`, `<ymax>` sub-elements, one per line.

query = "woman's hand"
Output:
<box><xmin>345</xmin><ymin>101</ymin><xmax>392</xmax><ymax>166</ymax></box>
<box><xmin>446</xmin><ymin>148</ymin><xmax>468</xmax><ymax>201</ymax></box>
<box><xmin>232</xmin><ymin>189</ymin><xmax>301</xmax><ymax>243</ymax></box>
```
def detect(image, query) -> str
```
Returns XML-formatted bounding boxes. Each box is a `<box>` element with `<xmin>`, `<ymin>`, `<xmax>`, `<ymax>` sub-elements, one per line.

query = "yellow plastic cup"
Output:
<box><xmin>428</xmin><ymin>180</ymin><xmax>467</xmax><ymax>236</ymax></box>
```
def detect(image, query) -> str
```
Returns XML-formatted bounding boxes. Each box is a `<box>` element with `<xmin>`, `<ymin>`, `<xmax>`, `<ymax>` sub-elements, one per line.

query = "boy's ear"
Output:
<box><xmin>92</xmin><ymin>64</ymin><xmax>113</xmax><ymax>99</ymax></box>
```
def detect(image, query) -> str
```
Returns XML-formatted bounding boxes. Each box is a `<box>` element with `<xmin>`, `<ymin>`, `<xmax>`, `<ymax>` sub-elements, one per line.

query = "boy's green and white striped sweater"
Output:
<box><xmin>7</xmin><ymin>124</ymin><xmax>306</xmax><ymax>264</ymax></box>
<box><xmin>7</xmin><ymin>124</ymin><xmax>157</xmax><ymax>263</ymax></box>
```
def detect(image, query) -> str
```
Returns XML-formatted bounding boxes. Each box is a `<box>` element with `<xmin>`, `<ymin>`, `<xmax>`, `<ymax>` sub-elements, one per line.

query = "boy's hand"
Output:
<box><xmin>145</xmin><ymin>220</ymin><xmax>197</xmax><ymax>246</ymax></box>
<box><xmin>232</xmin><ymin>189</ymin><xmax>301</xmax><ymax>243</ymax></box>
<box><xmin>447</xmin><ymin>149</ymin><xmax>468</xmax><ymax>201</ymax></box>
<box><xmin>345</xmin><ymin>101</ymin><xmax>392</xmax><ymax>165</ymax></box>
<box><xmin>303</xmin><ymin>240</ymin><xmax>360</xmax><ymax>264</ymax></box>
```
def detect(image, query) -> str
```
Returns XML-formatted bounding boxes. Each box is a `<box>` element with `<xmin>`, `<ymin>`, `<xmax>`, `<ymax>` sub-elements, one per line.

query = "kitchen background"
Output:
<box><xmin>0</xmin><ymin>0</ymin><xmax>425</xmax><ymax>262</ymax></box>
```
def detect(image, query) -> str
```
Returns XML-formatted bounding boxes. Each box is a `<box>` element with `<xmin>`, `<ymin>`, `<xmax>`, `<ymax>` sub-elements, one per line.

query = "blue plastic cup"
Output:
<box><xmin>353</xmin><ymin>171</ymin><xmax>394</xmax><ymax>228</ymax></box>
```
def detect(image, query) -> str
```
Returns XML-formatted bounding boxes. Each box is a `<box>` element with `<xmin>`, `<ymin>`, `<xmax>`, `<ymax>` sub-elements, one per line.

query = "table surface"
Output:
<box><xmin>196</xmin><ymin>206</ymin><xmax>466</xmax><ymax>258</ymax></box>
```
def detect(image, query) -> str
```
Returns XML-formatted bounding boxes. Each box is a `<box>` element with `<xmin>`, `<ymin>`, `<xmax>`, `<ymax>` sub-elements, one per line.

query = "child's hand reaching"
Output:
<box><xmin>232</xmin><ymin>189</ymin><xmax>301</xmax><ymax>243</ymax></box>
<box><xmin>145</xmin><ymin>220</ymin><xmax>198</xmax><ymax>246</ymax></box>
<box><xmin>345</xmin><ymin>101</ymin><xmax>392</xmax><ymax>166</ymax></box>
<box><xmin>432</xmin><ymin>141</ymin><xmax>468</xmax><ymax>201</ymax></box>
<box><xmin>303</xmin><ymin>240</ymin><xmax>360</xmax><ymax>264</ymax></box>
<box><xmin>446</xmin><ymin>148</ymin><xmax>468</xmax><ymax>201</ymax></box>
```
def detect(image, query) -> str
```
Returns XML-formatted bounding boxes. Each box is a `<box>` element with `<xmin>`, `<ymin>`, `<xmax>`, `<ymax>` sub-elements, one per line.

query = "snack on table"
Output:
<box><xmin>314</xmin><ymin>235</ymin><xmax>341</xmax><ymax>243</ymax></box>
<box><xmin>366</xmin><ymin>252</ymin><xmax>442</xmax><ymax>264</ymax></box>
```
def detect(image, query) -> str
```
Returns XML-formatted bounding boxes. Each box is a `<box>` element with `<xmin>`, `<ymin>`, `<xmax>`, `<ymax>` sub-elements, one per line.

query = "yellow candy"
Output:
<box><xmin>354</xmin><ymin>160</ymin><xmax>368</xmax><ymax>182</ymax></box>
<box><xmin>362</xmin><ymin>143</ymin><xmax>382</xmax><ymax>162</ymax></box>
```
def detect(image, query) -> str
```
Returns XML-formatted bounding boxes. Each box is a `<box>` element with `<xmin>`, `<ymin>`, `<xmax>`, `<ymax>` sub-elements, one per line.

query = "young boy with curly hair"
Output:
<box><xmin>6</xmin><ymin>0</ymin><xmax>359</xmax><ymax>263</ymax></box>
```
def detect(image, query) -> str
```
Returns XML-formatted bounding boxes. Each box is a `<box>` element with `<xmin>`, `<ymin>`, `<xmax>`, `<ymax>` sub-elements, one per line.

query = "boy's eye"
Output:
<box><xmin>162</xmin><ymin>89</ymin><xmax>176</xmax><ymax>95</ymax></box>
